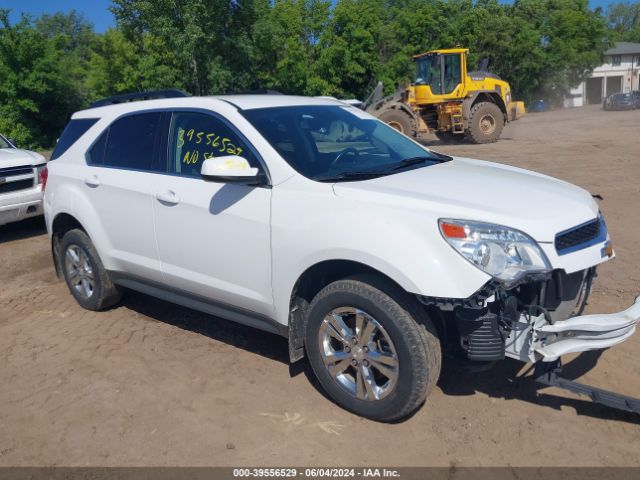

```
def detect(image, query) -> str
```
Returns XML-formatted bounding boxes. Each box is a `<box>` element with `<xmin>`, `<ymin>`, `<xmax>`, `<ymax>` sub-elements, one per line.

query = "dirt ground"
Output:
<box><xmin>1</xmin><ymin>105</ymin><xmax>639</xmax><ymax>467</ymax></box>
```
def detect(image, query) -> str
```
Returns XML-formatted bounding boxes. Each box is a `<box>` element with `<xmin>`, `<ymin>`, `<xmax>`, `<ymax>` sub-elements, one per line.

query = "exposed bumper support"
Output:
<box><xmin>506</xmin><ymin>296</ymin><xmax>640</xmax><ymax>363</ymax></box>
<box><xmin>533</xmin><ymin>296</ymin><xmax>640</xmax><ymax>362</ymax></box>
<box><xmin>534</xmin><ymin>359</ymin><xmax>640</xmax><ymax>415</ymax></box>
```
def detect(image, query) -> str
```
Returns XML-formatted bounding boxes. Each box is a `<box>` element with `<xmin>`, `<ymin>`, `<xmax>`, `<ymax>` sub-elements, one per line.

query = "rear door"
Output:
<box><xmin>151</xmin><ymin>110</ymin><xmax>273</xmax><ymax>317</ymax></box>
<box><xmin>84</xmin><ymin>111</ymin><xmax>166</xmax><ymax>279</ymax></box>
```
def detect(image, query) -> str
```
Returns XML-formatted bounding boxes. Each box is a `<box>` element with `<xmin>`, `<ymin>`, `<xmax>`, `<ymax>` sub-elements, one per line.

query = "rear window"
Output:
<box><xmin>51</xmin><ymin>119</ymin><xmax>99</xmax><ymax>160</ymax></box>
<box><xmin>87</xmin><ymin>112</ymin><xmax>164</xmax><ymax>172</ymax></box>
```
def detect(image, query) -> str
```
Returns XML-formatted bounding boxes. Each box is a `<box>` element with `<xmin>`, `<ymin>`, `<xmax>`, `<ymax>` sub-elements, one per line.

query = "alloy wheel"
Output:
<box><xmin>64</xmin><ymin>245</ymin><xmax>95</xmax><ymax>299</ymax></box>
<box><xmin>318</xmin><ymin>307</ymin><xmax>399</xmax><ymax>401</ymax></box>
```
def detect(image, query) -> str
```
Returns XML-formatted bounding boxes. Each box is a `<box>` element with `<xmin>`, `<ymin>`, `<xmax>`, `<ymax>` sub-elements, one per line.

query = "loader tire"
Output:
<box><xmin>379</xmin><ymin>109</ymin><xmax>415</xmax><ymax>137</ymax></box>
<box><xmin>466</xmin><ymin>101</ymin><xmax>504</xmax><ymax>144</ymax></box>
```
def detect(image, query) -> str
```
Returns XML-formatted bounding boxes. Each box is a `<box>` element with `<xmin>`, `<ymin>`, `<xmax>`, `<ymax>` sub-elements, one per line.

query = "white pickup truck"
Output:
<box><xmin>0</xmin><ymin>134</ymin><xmax>47</xmax><ymax>227</ymax></box>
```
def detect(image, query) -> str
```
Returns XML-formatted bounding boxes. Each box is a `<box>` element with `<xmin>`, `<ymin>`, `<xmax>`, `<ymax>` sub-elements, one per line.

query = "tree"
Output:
<box><xmin>508</xmin><ymin>0</ymin><xmax>609</xmax><ymax>102</ymax></box>
<box><xmin>315</xmin><ymin>0</ymin><xmax>393</xmax><ymax>98</ymax></box>
<box><xmin>607</xmin><ymin>2</ymin><xmax>640</xmax><ymax>42</ymax></box>
<box><xmin>86</xmin><ymin>29</ymin><xmax>184</xmax><ymax>99</ymax></box>
<box><xmin>0</xmin><ymin>1</ymin><xmax>619</xmax><ymax>149</ymax></box>
<box><xmin>252</xmin><ymin>0</ymin><xmax>331</xmax><ymax>94</ymax></box>
<box><xmin>111</xmin><ymin>0</ymin><xmax>265</xmax><ymax>95</ymax></box>
<box><xmin>0</xmin><ymin>10</ymin><xmax>85</xmax><ymax>148</ymax></box>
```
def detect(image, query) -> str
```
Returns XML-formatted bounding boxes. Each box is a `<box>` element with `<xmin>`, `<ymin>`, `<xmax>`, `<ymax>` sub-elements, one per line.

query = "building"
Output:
<box><xmin>564</xmin><ymin>42</ymin><xmax>640</xmax><ymax>107</ymax></box>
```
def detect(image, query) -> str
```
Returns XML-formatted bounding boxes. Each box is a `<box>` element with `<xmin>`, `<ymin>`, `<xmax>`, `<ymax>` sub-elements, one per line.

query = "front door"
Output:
<box><xmin>151</xmin><ymin>110</ymin><xmax>273</xmax><ymax>318</ymax></box>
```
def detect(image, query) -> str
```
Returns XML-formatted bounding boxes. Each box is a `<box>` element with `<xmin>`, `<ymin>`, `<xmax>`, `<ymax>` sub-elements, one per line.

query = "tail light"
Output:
<box><xmin>38</xmin><ymin>165</ymin><xmax>48</xmax><ymax>191</ymax></box>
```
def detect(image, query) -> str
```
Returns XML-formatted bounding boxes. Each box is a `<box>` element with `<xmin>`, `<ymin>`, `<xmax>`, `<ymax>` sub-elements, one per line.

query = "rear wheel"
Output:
<box><xmin>466</xmin><ymin>101</ymin><xmax>504</xmax><ymax>144</ymax></box>
<box><xmin>378</xmin><ymin>109</ymin><xmax>415</xmax><ymax>137</ymax></box>
<box><xmin>305</xmin><ymin>276</ymin><xmax>441</xmax><ymax>422</ymax></box>
<box><xmin>60</xmin><ymin>229</ymin><xmax>122</xmax><ymax>311</ymax></box>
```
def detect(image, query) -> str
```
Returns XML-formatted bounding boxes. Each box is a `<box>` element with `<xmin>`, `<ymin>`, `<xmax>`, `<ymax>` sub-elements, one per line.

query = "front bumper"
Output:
<box><xmin>0</xmin><ymin>186</ymin><xmax>44</xmax><ymax>226</ymax></box>
<box><xmin>506</xmin><ymin>296</ymin><xmax>640</xmax><ymax>363</ymax></box>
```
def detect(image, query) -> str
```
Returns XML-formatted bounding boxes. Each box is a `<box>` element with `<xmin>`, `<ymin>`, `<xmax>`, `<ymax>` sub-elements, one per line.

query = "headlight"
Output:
<box><xmin>439</xmin><ymin>219</ymin><xmax>551</xmax><ymax>283</ymax></box>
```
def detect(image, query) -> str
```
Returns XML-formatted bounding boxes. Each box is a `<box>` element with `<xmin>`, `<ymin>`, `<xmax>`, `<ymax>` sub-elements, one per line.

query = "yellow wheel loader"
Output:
<box><xmin>365</xmin><ymin>48</ymin><xmax>526</xmax><ymax>144</ymax></box>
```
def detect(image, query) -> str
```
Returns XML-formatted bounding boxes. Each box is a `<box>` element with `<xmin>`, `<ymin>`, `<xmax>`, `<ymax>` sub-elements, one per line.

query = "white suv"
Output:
<box><xmin>44</xmin><ymin>93</ymin><xmax>640</xmax><ymax>421</ymax></box>
<box><xmin>0</xmin><ymin>134</ymin><xmax>47</xmax><ymax>226</ymax></box>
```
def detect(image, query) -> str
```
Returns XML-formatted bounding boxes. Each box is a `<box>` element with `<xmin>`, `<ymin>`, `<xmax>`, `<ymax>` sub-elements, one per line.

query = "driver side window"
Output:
<box><xmin>168</xmin><ymin>112</ymin><xmax>257</xmax><ymax>177</ymax></box>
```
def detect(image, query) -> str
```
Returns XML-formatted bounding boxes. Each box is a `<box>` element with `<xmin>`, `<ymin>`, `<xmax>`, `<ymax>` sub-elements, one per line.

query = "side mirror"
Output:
<box><xmin>201</xmin><ymin>156</ymin><xmax>262</xmax><ymax>184</ymax></box>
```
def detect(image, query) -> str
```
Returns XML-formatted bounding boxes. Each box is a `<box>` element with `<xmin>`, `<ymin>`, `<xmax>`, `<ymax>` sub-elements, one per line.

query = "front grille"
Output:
<box><xmin>0</xmin><ymin>179</ymin><xmax>34</xmax><ymax>194</ymax></box>
<box><xmin>0</xmin><ymin>166</ymin><xmax>33</xmax><ymax>178</ymax></box>
<box><xmin>555</xmin><ymin>217</ymin><xmax>604</xmax><ymax>255</ymax></box>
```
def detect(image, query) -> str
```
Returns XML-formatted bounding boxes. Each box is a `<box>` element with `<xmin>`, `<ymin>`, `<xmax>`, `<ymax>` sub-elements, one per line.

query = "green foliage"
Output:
<box><xmin>0</xmin><ymin>9</ymin><xmax>86</xmax><ymax>148</ymax></box>
<box><xmin>0</xmin><ymin>1</ymin><xmax>629</xmax><ymax>149</ymax></box>
<box><xmin>607</xmin><ymin>2</ymin><xmax>640</xmax><ymax>42</ymax></box>
<box><xmin>86</xmin><ymin>29</ymin><xmax>184</xmax><ymax>98</ymax></box>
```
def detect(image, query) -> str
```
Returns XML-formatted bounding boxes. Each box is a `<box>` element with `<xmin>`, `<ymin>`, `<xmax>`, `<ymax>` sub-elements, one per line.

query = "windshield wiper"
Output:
<box><xmin>391</xmin><ymin>154</ymin><xmax>451</xmax><ymax>171</ymax></box>
<box><xmin>314</xmin><ymin>170</ymin><xmax>390</xmax><ymax>182</ymax></box>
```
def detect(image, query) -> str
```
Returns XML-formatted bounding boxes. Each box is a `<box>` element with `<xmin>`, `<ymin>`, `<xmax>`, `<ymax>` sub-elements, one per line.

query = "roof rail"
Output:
<box><xmin>223</xmin><ymin>89</ymin><xmax>284</xmax><ymax>95</ymax></box>
<box><xmin>89</xmin><ymin>89</ymin><xmax>190</xmax><ymax>108</ymax></box>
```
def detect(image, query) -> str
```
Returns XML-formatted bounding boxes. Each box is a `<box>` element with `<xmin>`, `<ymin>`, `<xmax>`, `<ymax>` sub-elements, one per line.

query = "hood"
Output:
<box><xmin>332</xmin><ymin>157</ymin><xmax>599</xmax><ymax>242</ymax></box>
<box><xmin>0</xmin><ymin>148</ymin><xmax>46</xmax><ymax>169</ymax></box>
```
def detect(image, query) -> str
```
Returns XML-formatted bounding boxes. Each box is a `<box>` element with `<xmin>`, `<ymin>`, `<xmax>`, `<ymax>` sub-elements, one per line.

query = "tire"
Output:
<box><xmin>305</xmin><ymin>275</ymin><xmax>441</xmax><ymax>422</ymax></box>
<box><xmin>59</xmin><ymin>229</ymin><xmax>122</xmax><ymax>311</ymax></box>
<box><xmin>465</xmin><ymin>101</ymin><xmax>504</xmax><ymax>144</ymax></box>
<box><xmin>435</xmin><ymin>131</ymin><xmax>465</xmax><ymax>144</ymax></box>
<box><xmin>378</xmin><ymin>109</ymin><xmax>415</xmax><ymax>136</ymax></box>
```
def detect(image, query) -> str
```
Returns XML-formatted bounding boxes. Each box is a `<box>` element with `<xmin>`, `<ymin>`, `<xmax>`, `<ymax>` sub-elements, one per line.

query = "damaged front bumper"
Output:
<box><xmin>420</xmin><ymin>267</ymin><xmax>640</xmax><ymax>364</ymax></box>
<box><xmin>506</xmin><ymin>296</ymin><xmax>640</xmax><ymax>363</ymax></box>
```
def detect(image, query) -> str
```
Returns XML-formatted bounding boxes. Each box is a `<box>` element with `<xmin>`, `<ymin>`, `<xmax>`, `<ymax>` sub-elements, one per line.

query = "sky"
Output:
<box><xmin>2</xmin><ymin>0</ymin><xmax>623</xmax><ymax>33</ymax></box>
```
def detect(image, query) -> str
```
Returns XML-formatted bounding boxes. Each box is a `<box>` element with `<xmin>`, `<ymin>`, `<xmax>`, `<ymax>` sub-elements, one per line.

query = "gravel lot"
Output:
<box><xmin>1</xmin><ymin>105</ymin><xmax>639</xmax><ymax>467</ymax></box>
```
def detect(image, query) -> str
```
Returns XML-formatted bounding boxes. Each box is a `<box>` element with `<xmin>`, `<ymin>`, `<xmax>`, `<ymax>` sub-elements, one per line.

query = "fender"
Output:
<box><xmin>270</xmin><ymin>178</ymin><xmax>492</xmax><ymax>327</ymax></box>
<box><xmin>462</xmin><ymin>90</ymin><xmax>508</xmax><ymax>125</ymax></box>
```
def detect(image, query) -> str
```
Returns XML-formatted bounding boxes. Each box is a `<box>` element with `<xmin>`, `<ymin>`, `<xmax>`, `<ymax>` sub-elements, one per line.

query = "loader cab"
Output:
<box><xmin>412</xmin><ymin>49</ymin><xmax>468</xmax><ymax>104</ymax></box>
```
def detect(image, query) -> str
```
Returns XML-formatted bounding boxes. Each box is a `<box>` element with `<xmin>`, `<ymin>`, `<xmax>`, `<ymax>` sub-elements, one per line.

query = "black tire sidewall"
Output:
<box><xmin>60</xmin><ymin>230</ymin><xmax>105</xmax><ymax>311</ymax></box>
<box><xmin>305</xmin><ymin>282</ymin><xmax>428</xmax><ymax>421</ymax></box>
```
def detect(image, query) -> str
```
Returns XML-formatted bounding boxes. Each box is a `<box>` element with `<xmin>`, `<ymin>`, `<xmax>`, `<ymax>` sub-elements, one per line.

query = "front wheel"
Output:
<box><xmin>305</xmin><ymin>276</ymin><xmax>441</xmax><ymax>422</ymax></box>
<box><xmin>466</xmin><ymin>101</ymin><xmax>504</xmax><ymax>144</ymax></box>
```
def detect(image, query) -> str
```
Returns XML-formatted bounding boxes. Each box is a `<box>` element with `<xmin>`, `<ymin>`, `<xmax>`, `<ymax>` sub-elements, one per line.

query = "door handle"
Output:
<box><xmin>156</xmin><ymin>191</ymin><xmax>180</xmax><ymax>206</ymax></box>
<box><xmin>84</xmin><ymin>175</ymin><xmax>100</xmax><ymax>187</ymax></box>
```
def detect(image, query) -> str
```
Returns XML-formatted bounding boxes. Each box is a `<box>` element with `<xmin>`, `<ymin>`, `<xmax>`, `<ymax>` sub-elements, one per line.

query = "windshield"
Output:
<box><xmin>415</xmin><ymin>55</ymin><xmax>441</xmax><ymax>93</ymax></box>
<box><xmin>0</xmin><ymin>135</ymin><xmax>12</xmax><ymax>149</ymax></box>
<box><xmin>242</xmin><ymin>105</ymin><xmax>449</xmax><ymax>182</ymax></box>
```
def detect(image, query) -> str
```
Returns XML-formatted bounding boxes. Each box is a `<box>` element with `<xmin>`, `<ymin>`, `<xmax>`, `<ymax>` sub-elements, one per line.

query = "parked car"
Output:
<box><xmin>528</xmin><ymin>99</ymin><xmax>548</xmax><ymax>113</ymax></box>
<box><xmin>0</xmin><ymin>133</ymin><xmax>47</xmax><ymax>227</ymax></box>
<box><xmin>44</xmin><ymin>92</ymin><xmax>640</xmax><ymax>421</ymax></box>
<box><xmin>603</xmin><ymin>92</ymin><xmax>636</xmax><ymax>111</ymax></box>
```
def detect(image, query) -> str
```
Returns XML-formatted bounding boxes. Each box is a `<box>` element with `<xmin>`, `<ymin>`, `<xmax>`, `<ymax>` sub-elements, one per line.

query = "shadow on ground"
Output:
<box><xmin>117</xmin><ymin>288</ymin><xmax>640</xmax><ymax>424</ymax></box>
<box><xmin>439</xmin><ymin>350</ymin><xmax>640</xmax><ymax>424</ymax></box>
<box><xmin>121</xmin><ymin>289</ymin><xmax>291</xmax><ymax>365</ymax></box>
<box><xmin>0</xmin><ymin>216</ymin><xmax>46</xmax><ymax>244</ymax></box>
